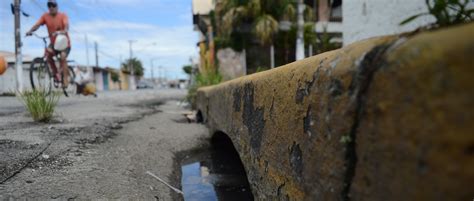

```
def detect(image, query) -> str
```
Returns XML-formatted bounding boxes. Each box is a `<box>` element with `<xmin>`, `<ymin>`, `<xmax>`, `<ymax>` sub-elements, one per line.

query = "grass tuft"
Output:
<box><xmin>18</xmin><ymin>89</ymin><xmax>60</xmax><ymax>122</ymax></box>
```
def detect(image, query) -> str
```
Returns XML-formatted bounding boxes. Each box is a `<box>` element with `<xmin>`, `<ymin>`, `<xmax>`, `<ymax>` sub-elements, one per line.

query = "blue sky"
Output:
<box><xmin>0</xmin><ymin>0</ymin><xmax>199</xmax><ymax>79</ymax></box>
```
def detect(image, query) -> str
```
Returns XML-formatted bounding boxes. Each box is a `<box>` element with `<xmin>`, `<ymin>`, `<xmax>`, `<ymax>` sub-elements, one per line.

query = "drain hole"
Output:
<box><xmin>196</xmin><ymin>111</ymin><xmax>203</xmax><ymax>123</ymax></box>
<box><xmin>180</xmin><ymin>132</ymin><xmax>254</xmax><ymax>201</ymax></box>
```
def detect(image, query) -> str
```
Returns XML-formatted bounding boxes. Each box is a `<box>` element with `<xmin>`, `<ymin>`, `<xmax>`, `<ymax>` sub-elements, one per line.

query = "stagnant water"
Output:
<box><xmin>180</xmin><ymin>133</ymin><xmax>254</xmax><ymax>201</ymax></box>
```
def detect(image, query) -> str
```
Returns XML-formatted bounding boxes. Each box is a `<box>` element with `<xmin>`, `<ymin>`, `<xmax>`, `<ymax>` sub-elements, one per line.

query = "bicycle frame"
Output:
<box><xmin>33</xmin><ymin>33</ymin><xmax>60</xmax><ymax>63</ymax></box>
<box><xmin>29</xmin><ymin>33</ymin><xmax>76</xmax><ymax>97</ymax></box>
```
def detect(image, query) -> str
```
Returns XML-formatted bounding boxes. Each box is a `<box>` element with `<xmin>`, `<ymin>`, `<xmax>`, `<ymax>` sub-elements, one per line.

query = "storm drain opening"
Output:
<box><xmin>180</xmin><ymin>132</ymin><xmax>254</xmax><ymax>201</ymax></box>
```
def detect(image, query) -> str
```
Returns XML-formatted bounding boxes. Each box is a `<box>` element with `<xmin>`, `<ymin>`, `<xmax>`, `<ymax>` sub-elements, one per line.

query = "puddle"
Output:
<box><xmin>180</xmin><ymin>134</ymin><xmax>254</xmax><ymax>201</ymax></box>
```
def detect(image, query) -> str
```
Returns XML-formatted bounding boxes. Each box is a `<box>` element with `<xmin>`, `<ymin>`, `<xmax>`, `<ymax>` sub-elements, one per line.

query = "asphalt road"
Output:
<box><xmin>0</xmin><ymin>89</ymin><xmax>209</xmax><ymax>200</ymax></box>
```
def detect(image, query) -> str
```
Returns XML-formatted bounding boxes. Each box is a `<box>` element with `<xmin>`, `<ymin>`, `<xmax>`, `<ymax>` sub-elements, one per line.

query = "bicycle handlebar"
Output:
<box><xmin>31</xmin><ymin>33</ymin><xmax>49</xmax><ymax>40</ymax></box>
<box><xmin>27</xmin><ymin>31</ymin><xmax>66</xmax><ymax>39</ymax></box>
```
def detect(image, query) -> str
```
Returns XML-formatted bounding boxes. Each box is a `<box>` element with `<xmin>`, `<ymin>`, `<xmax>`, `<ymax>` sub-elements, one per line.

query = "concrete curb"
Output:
<box><xmin>197</xmin><ymin>23</ymin><xmax>474</xmax><ymax>200</ymax></box>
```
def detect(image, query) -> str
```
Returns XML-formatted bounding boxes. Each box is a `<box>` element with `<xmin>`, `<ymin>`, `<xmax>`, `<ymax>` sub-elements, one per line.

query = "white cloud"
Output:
<box><xmin>74</xmin><ymin>20</ymin><xmax>156</xmax><ymax>32</ymax></box>
<box><xmin>75</xmin><ymin>0</ymin><xmax>168</xmax><ymax>9</ymax></box>
<box><xmin>66</xmin><ymin>19</ymin><xmax>198</xmax><ymax>79</ymax></box>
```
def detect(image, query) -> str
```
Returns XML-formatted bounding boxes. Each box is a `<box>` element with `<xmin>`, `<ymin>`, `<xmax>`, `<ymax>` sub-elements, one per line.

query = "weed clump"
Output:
<box><xmin>18</xmin><ymin>89</ymin><xmax>60</xmax><ymax>122</ymax></box>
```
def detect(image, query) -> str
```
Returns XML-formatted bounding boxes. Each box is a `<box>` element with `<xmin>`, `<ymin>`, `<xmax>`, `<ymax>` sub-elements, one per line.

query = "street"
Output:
<box><xmin>0</xmin><ymin>89</ymin><xmax>209</xmax><ymax>200</ymax></box>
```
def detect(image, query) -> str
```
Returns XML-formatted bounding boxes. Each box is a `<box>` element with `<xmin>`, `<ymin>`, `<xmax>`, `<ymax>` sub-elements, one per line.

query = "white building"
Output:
<box><xmin>314</xmin><ymin>0</ymin><xmax>473</xmax><ymax>46</ymax></box>
<box><xmin>342</xmin><ymin>0</ymin><xmax>435</xmax><ymax>45</ymax></box>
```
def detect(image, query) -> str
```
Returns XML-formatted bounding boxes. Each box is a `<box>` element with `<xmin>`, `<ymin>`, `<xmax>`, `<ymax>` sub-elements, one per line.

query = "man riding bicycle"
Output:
<box><xmin>26</xmin><ymin>0</ymin><xmax>71</xmax><ymax>88</ymax></box>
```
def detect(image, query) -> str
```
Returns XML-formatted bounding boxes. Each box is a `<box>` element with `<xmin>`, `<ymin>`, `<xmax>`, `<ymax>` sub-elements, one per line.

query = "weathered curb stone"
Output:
<box><xmin>197</xmin><ymin>23</ymin><xmax>474</xmax><ymax>200</ymax></box>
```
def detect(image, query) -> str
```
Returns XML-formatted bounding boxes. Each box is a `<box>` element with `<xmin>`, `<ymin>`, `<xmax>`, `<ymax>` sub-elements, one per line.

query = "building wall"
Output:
<box><xmin>0</xmin><ymin>67</ymin><xmax>20</xmax><ymax>94</ymax></box>
<box><xmin>94</xmin><ymin>71</ymin><xmax>104</xmax><ymax>91</ymax></box>
<box><xmin>119</xmin><ymin>71</ymin><xmax>129</xmax><ymax>90</ymax></box>
<box><xmin>0</xmin><ymin>64</ymin><xmax>33</xmax><ymax>94</ymax></box>
<box><xmin>108</xmin><ymin>71</ymin><xmax>121</xmax><ymax>90</ymax></box>
<box><xmin>217</xmin><ymin>48</ymin><xmax>246</xmax><ymax>81</ymax></box>
<box><xmin>342</xmin><ymin>0</ymin><xmax>435</xmax><ymax>45</ymax></box>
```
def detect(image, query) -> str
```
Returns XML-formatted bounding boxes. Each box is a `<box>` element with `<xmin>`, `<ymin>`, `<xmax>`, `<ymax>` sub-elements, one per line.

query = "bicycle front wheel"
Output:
<box><xmin>30</xmin><ymin>58</ymin><xmax>52</xmax><ymax>94</ymax></box>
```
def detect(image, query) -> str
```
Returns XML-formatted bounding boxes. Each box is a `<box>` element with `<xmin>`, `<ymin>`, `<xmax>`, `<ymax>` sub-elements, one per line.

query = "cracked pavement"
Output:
<box><xmin>0</xmin><ymin>89</ymin><xmax>209</xmax><ymax>200</ymax></box>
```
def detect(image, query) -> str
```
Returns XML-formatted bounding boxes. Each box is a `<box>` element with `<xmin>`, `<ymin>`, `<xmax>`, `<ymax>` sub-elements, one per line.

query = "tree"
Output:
<box><xmin>400</xmin><ymin>0</ymin><xmax>474</xmax><ymax>27</ymax></box>
<box><xmin>255</xmin><ymin>13</ymin><xmax>279</xmax><ymax>68</ymax></box>
<box><xmin>182</xmin><ymin>65</ymin><xmax>193</xmax><ymax>75</ymax></box>
<box><xmin>219</xmin><ymin>0</ymin><xmax>294</xmax><ymax>69</ymax></box>
<box><xmin>121</xmin><ymin>58</ymin><xmax>144</xmax><ymax>77</ymax></box>
<box><xmin>110</xmin><ymin>71</ymin><xmax>120</xmax><ymax>83</ymax></box>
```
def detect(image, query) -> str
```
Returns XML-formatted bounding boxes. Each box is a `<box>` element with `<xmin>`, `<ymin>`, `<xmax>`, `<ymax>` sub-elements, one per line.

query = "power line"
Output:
<box><xmin>29</xmin><ymin>0</ymin><xmax>46</xmax><ymax>12</ymax></box>
<box><xmin>98</xmin><ymin>50</ymin><xmax>121</xmax><ymax>62</ymax></box>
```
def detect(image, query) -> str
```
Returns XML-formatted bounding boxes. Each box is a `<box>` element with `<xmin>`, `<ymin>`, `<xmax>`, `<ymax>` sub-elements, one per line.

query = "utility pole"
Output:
<box><xmin>85</xmin><ymin>35</ymin><xmax>90</xmax><ymax>68</ymax></box>
<box><xmin>150</xmin><ymin>59</ymin><xmax>154</xmax><ymax>83</ymax></box>
<box><xmin>119</xmin><ymin>55</ymin><xmax>123</xmax><ymax>68</ymax></box>
<box><xmin>128</xmin><ymin>40</ymin><xmax>136</xmax><ymax>90</ymax></box>
<box><xmin>296</xmin><ymin>0</ymin><xmax>305</xmax><ymax>60</ymax></box>
<box><xmin>13</xmin><ymin>0</ymin><xmax>23</xmax><ymax>92</ymax></box>
<box><xmin>158</xmin><ymin>66</ymin><xmax>163</xmax><ymax>84</ymax></box>
<box><xmin>94</xmin><ymin>42</ymin><xmax>99</xmax><ymax>68</ymax></box>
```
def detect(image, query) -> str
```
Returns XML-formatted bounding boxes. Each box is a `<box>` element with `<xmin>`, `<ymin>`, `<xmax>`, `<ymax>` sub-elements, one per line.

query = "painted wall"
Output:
<box><xmin>94</xmin><ymin>71</ymin><xmax>104</xmax><ymax>91</ymax></box>
<box><xmin>119</xmin><ymin>71</ymin><xmax>129</xmax><ymax>90</ymax></box>
<box><xmin>342</xmin><ymin>0</ymin><xmax>434</xmax><ymax>45</ymax></box>
<box><xmin>107</xmin><ymin>70</ymin><xmax>121</xmax><ymax>90</ymax></box>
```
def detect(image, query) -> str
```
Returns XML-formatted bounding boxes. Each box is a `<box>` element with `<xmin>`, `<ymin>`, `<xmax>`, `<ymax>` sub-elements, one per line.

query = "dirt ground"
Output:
<box><xmin>0</xmin><ymin>89</ymin><xmax>210</xmax><ymax>200</ymax></box>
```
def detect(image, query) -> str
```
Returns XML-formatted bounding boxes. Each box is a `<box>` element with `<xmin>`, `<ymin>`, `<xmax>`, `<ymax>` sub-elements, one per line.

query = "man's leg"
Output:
<box><xmin>60</xmin><ymin>51</ymin><xmax>68</xmax><ymax>88</ymax></box>
<box><xmin>46</xmin><ymin>48</ymin><xmax>60</xmax><ymax>81</ymax></box>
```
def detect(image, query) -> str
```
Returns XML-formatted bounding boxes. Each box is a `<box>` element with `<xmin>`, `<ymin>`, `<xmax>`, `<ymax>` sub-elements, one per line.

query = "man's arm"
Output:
<box><xmin>64</xmin><ymin>14</ymin><xmax>69</xmax><ymax>32</ymax></box>
<box><xmin>26</xmin><ymin>15</ymin><xmax>45</xmax><ymax>36</ymax></box>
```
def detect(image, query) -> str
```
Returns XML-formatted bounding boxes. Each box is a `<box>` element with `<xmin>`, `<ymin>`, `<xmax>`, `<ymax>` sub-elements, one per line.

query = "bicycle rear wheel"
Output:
<box><xmin>62</xmin><ymin>66</ymin><xmax>76</xmax><ymax>97</ymax></box>
<box><xmin>30</xmin><ymin>58</ymin><xmax>52</xmax><ymax>94</ymax></box>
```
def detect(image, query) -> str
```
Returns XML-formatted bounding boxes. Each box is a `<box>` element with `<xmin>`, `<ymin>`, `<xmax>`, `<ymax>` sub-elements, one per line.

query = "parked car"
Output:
<box><xmin>137</xmin><ymin>81</ymin><xmax>154</xmax><ymax>89</ymax></box>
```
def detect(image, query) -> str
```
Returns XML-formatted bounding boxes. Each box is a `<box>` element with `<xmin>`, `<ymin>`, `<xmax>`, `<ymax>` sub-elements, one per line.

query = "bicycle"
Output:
<box><xmin>28</xmin><ymin>33</ymin><xmax>76</xmax><ymax>97</ymax></box>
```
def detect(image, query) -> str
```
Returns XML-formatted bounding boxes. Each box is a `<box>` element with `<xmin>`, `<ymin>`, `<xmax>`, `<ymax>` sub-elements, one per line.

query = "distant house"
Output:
<box><xmin>105</xmin><ymin>67</ymin><xmax>121</xmax><ymax>91</ymax></box>
<box><xmin>313</xmin><ymin>0</ymin><xmax>343</xmax><ymax>47</ymax></box>
<box><xmin>74</xmin><ymin>65</ymin><xmax>124</xmax><ymax>92</ymax></box>
<box><xmin>119</xmin><ymin>70</ymin><xmax>130</xmax><ymax>90</ymax></box>
<box><xmin>93</xmin><ymin>67</ymin><xmax>107</xmax><ymax>91</ymax></box>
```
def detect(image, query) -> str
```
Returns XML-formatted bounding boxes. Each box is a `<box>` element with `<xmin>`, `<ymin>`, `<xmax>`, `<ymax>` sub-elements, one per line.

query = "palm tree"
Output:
<box><xmin>254</xmin><ymin>14</ymin><xmax>278</xmax><ymax>68</ymax></box>
<box><xmin>303</xmin><ymin>5</ymin><xmax>317</xmax><ymax>56</ymax></box>
<box><xmin>252</xmin><ymin>0</ymin><xmax>279</xmax><ymax>68</ymax></box>
<box><xmin>218</xmin><ymin>0</ymin><xmax>297</xmax><ymax>70</ymax></box>
<box><xmin>219</xmin><ymin>0</ymin><xmax>248</xmax><ymax>38</ymax></box>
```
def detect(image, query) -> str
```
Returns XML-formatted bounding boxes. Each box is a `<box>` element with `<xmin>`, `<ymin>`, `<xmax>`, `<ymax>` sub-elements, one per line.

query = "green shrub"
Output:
<box><xmin>186</xmin><ymin>70</ymin><xmax>223</xmax><ymax>108</ymax></box>
<box><xmin>400</xmin><ymin>0</ymin><xmax>473</xmax><ymax>27</ymax></box>
<box><xmin>195</xmin><ymin>70</ymin><xmax>223</xmax><ymax>86</ymax></box>
<box><xmin>18</xmin><ymin>89</ymin><xmax>60</xmax><ymax>122</ymax></box>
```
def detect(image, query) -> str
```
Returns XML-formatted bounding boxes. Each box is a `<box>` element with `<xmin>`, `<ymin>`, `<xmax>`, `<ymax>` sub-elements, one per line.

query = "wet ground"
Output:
<box><xmin>179</xmin><ymin>133</ymin><xmax>254</xmax><ymax>201</ymax></box>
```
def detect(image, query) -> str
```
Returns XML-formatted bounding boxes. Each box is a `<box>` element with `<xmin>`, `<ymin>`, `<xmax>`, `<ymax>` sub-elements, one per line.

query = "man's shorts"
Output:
<box><xmin>48</xmin><ymin>44</ymin><xmax>71</xmax><ymax>57</ymax></box>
